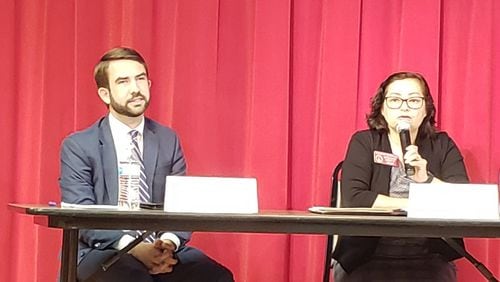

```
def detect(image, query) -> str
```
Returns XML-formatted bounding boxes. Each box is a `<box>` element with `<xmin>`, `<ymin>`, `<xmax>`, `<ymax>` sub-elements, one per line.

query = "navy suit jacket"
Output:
<box><xmin>59</xmin><ymin>115</ymin><xmax>190</xmax><ymax>263</ymax></box>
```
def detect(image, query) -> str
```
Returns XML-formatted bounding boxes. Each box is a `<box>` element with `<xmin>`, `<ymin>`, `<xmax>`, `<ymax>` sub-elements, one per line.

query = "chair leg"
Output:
<box><xmin>323</xmin><ymin>236</ymin><xmax>333</xmax><ymax>282</ymax></box>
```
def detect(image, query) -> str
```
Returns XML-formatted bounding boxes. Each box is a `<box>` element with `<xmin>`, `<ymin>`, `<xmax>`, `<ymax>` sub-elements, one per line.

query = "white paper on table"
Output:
<box><xmin>61</xmin><ymin>202</ymin><xmax>119</xmax><ymax>209</ymax></box>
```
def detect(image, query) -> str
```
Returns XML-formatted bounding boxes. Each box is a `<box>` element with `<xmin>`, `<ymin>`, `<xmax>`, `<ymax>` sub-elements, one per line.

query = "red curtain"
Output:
<box><xmin>1</xmin><ymin>0</ymin><xmax>498</xmax><ymax>281</ymax></box>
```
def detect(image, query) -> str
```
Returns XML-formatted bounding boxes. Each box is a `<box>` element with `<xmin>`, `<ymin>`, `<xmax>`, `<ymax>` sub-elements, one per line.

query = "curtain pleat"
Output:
<box><xmin>1</xmin><ymin>0</ymin><xmax>498</xmax><ymax>281</ymax></box>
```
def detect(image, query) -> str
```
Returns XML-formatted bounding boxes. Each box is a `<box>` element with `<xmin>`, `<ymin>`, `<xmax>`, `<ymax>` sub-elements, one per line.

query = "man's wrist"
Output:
<box><xmin>160</xmin><ymin>233</ymin><xmax>181</xmax><ymax>251</ymax></box>
<box><xmin>423</xmin><ymin>172</ymin><xmax>434</xmax><ymax>183</ymax></box>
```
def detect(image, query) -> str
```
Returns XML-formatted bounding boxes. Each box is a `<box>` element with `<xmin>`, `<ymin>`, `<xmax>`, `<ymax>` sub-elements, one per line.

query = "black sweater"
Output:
<box><xmin>332</xmin><ymin>129</ymin><xmax>469</xmax><ymax>273</ymax></box>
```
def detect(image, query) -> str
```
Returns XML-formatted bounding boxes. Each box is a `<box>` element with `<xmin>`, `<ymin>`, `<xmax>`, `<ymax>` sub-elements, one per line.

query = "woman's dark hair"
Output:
<box><xmin>366</xmin><ymin>71</ymin><xmax>437</xmax><ymax>140</ymax></box>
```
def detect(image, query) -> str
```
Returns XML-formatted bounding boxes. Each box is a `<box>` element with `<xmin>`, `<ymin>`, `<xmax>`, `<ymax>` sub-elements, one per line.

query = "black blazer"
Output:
<box><xmin>332</xmin><ymin>129</ymin><xmax>469</xmax><ymax>273</ymax></box>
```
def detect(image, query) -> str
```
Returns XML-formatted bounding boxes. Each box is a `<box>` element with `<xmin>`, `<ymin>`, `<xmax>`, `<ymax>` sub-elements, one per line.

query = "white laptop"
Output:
<box><xmin>407</xmin><ymin>183</ymin><xmax>499</xmax><ymax>220</ymax></box>
<box><xmin>164</xmin><ymin>175</ymin><xmax>258</xmax><ymax>214</ymax></box>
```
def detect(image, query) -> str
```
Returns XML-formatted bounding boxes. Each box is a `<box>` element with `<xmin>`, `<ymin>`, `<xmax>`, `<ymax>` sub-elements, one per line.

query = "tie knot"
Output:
<box><xmin>129</xmin><ymin>130</ymin><xmax>139</xmax><ymax>140</ymax></box>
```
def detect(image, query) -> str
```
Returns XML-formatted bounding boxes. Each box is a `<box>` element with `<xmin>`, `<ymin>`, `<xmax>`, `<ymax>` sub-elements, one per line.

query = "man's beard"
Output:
<box><xmin>109</xmin><ymin>92</ymin><xmax>150</xmax><ymax>117</ymax></box>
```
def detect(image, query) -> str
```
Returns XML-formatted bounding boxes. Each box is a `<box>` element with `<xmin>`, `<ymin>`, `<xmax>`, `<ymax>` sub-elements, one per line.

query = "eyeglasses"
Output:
<box><xmin>385</xmin><ymin>96</ymin><xmax>425</xmax><ymax>109</ymax></box>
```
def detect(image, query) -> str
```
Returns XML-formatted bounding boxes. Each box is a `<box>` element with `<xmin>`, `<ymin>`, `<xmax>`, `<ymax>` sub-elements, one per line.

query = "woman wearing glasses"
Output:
<box><xmin>332</xmin><ymin>72</ymin><xmax>469</xmax><ymax>281</ymax></box>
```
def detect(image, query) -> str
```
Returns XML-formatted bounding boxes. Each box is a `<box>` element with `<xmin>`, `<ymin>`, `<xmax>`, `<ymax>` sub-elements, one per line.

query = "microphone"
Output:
<box><xmin>396</xmin><ymin>121</ymin><xmax>415</xmax><ymax>176</ymax></box>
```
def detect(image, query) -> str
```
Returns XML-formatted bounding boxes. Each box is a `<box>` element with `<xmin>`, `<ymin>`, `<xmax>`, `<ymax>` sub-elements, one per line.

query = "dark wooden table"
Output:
<box><xmin>9</xmin><ymin>204</ymin><xmax>500</xmax><ymax>282</ymax></box>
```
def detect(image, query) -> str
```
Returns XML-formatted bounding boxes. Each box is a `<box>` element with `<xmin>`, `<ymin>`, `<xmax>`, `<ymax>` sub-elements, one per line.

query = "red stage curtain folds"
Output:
<box><xmin>1</xmin><ymin>0</ymin><xmax>498</xmax><ymax>281</ymax></box>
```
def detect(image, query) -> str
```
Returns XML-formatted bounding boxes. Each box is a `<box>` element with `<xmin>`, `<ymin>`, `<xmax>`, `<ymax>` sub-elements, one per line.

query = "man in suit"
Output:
<box><xmin>59</xmin><ymin>47</ymin><xmax>234</xmax><ymax>282</ymax></box>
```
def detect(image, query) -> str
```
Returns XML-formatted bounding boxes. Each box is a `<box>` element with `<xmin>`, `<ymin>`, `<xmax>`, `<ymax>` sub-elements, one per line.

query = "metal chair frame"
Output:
<box><xmin>323</xmin><ymin>160</ymin><xmax>343</xmax><ymax>282</ymax></box>
<box><xmin>321</xmin><ymin>161</ymin><xmax>498</xmax><ymax>282</ymax></box>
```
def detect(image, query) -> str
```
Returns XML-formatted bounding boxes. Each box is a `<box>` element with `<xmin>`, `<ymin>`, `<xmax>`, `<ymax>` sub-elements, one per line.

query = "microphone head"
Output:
<box><xmin>396</xmin><ymin>121</ymin><xmax>411</xmax><ymax>133</ymax></box>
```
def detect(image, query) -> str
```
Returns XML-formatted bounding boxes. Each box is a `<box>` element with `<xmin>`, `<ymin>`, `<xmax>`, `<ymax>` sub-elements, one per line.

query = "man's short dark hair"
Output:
<box><xmin>366</xmin><ymin>71</ymin><xmax>437</xmax><ymax>140</ymax></box>
<box><xmin>94</xmin><ymin>47</ymin><xmax>148</xmax><ymax>90</ymax></box>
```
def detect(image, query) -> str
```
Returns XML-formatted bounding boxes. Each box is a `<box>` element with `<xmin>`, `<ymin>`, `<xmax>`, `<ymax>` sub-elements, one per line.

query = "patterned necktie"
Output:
<box><xmin>129</xmin><ymin>130</ymin><xmax>155</xmax><ymax>242</ymax></box>
<box><xmin>129</xmin><ymin>130</ymin><xmax>150</xmax><ymax>203</ymax></box>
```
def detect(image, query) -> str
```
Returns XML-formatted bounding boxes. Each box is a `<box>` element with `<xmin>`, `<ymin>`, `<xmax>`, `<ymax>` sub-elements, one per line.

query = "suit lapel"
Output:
<box><xmin>99</xmin><ymin>117</ymin><xmax>119</xmax><ymax>204</ymax></box>
<box><xmin>143</xmin><ymin>119</ymin><xmax>159</xmax><ymax>195</ymax></box>
<box><xmin>379</xmin><ymin>132</ymin><xmax>393</xmax><ymax>185</ymax></box>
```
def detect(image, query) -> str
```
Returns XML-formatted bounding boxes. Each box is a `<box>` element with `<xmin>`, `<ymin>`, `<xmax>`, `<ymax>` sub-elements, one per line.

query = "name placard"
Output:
<box><xmin>164</xmin><ymin>176</ymin><xmax>258</xmax><ymax>214</ymax></box>
<box><xmin>407</xmin><ymin>183</ymin><xmax>499</xmax><ymax>220</ymax></box>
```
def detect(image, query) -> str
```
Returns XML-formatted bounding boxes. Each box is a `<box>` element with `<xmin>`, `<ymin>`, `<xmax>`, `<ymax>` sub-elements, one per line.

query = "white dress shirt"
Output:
<box><xmin>108</xmin><ymin>113</ymin><xmax>181</xmax><ymax>250</ymax></box>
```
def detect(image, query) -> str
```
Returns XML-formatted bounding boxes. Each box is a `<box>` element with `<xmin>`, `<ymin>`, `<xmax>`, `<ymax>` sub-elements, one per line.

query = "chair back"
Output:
<box><xmin>323</xmin><ymin>161</ymin><xmax>343</xmax><ymax>282</ymax></box>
